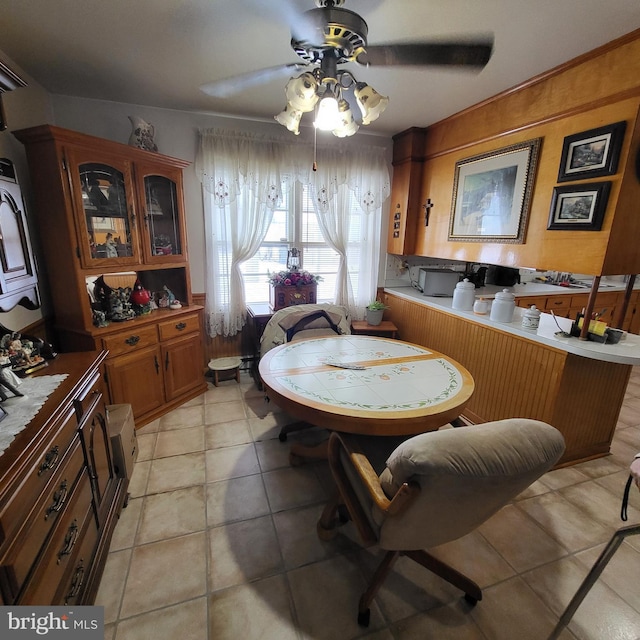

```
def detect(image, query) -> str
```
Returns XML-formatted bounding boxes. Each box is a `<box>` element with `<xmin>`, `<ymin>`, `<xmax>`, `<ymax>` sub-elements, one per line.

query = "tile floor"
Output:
<box><xmin>97</xmin><ymin>367</ymin><xmax>640</xmax><ymax>640</ymax></box>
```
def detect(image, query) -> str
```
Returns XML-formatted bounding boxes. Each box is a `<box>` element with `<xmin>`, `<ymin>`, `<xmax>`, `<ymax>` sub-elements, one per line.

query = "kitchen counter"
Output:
<box><xmin>385</xmin><ymin>286</ymin><xmax>640</xmax><ymax>365</ymax></box>
<box><xmin>381</xmin><ymin>288</ymin><xmax>636</xmax><ymax>466</ymax></box>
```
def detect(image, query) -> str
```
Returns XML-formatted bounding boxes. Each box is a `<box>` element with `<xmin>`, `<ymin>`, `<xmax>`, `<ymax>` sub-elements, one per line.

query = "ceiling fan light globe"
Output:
<box><xmin>355</xmin><ymin>82</ymin><xmax>389</xmax><ymax>125</ymax></box>
<box><xmin>332</xmin><ymin>99</ymin><xmax>359</xmax><ymax>137</ymax></box>
<box><xmin>284</xmin><ymin>72</ymin><xmax>319</xmax><ymax>113</ymax></box>
<box><xmin>275</xmin><ymin>105</ymin><xmax>303</xmax><ymax>135</ymax></box>
<box><xmin>314</xmin><ymin>95</ymin><xmax>341</xmax><ymax>131</ymax></box>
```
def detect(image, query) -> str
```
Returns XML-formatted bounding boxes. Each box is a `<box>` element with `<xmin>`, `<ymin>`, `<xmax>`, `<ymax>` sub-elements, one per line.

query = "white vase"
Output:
<box><xmin>128</xmin><ymin>116</ymin><xmax>158</xmax><ymax>152</ymax></box>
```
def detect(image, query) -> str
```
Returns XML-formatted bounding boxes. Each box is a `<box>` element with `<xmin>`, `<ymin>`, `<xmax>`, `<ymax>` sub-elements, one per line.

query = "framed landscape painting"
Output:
<box><xmin>449</xmin><ymin>138</ymin><xmax>542</xmax><ymax>243</ymax></box>
<box><xmin>557</xmin><ymin>121</ymin><xmax>626</xmax><ymax>182</ymax></box>
<box><xmin>547</xmin><ymin>181</ymin><xmax>611</xmax><ymax>231</ymax></box>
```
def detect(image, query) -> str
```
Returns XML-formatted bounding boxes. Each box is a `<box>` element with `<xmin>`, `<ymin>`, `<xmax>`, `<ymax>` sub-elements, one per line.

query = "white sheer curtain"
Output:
<box><xmin>196</xmin><ymin>128</ymin><xmax>390</xmax><ymax>337</ymax></box>
<box><xmin>308</xmin><ymin>146</ymin><xmax>389</xmax><ymax>317</ymax></box>
<box><xmin>197</xmin><ymin>130</ymin><xmax>287</xmax><ymax>337</ymax></box>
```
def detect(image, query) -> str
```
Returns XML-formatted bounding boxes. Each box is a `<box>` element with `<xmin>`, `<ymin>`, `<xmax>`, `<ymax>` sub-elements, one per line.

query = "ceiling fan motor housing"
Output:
<box><xmin>291</xmin><ymin>6</ymin><xmax>368</xmax><ymax>65</ymax></box>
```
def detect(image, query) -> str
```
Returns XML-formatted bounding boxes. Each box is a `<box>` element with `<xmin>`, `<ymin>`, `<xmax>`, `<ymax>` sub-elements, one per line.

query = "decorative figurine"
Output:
<box><xmin>105</xmin><ymin>232</ymin><xmax>118</xmax><ymax>258</ymax></box>
<box><xmin>108</xmin><ymin>287</ymin><xmax>136</xmax><ymax>321</ymax></box>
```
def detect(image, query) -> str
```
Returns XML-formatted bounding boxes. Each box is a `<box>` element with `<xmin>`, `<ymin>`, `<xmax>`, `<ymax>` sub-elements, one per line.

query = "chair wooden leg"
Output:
<box><xmin>404</xmin><ymin>549</ymin><xmax>482</xmax><ymax>604</ymax></box>
<box><xmin>317</xmin><ymin>491</ymin><xmax>342</xmax><ymax>540</ymax></box>
<box><xmin>358</xmin><ymin>551</ymin><xmax>400</xmax><ymax>627</ymax></box>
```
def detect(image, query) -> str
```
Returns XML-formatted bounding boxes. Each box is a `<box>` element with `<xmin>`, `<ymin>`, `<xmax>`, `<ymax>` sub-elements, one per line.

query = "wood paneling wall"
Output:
<box><xmin>383</xmin><ymin>292</ymin><xmax>631</xmax><ymax>465</ymax></box>
<box><xmin>397</xmin><ymin>29</ymin><xmax>640</xmax><ymax>276</ymax></box>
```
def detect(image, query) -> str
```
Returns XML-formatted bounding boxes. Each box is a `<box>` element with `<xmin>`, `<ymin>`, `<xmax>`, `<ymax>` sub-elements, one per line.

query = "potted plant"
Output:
<box><xmin>365</xmin><ymin>300</ymin><xmax>388</xmax><ymax>326</ymax></box>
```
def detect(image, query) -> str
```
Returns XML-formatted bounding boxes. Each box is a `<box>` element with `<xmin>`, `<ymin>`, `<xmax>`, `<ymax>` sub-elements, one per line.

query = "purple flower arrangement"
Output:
<box><xmin>268</xmin><ymin>270</ymin><xmax>322</xmax><ymax>287</ymax></box>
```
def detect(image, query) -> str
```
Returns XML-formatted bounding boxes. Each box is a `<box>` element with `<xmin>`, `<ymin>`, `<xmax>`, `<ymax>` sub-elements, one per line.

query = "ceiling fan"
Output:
<box><xmin>200</xmin><ymin>0</ymin><xmax>494</xmax><ymax>137</ymax></box>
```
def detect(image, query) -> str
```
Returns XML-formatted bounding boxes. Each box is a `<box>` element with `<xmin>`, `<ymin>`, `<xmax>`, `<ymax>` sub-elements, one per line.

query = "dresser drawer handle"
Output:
<box><xmin>58</xmin><ymin>519</ymin><xmax>79</xmax><ymax>563</ymax></box>
<box><xmin>64</xmin><ymin>560</ymin><xmax>85</xmax><ymax>604</ymax></box>
<box><xmin>125</xmin><ymin>335</ymin><xmax>140</xmax><ymax>346</ymax></box>
<box><xmin>175</xmin><ymin>322</ymin><xmax>187</xmax><ymax>331</ymax></box>
<box><xmin>45</xmin><ymin>479</ymin><xmax>68</xmax><ymax>519</ymax></box>
<box><xmin>38</xmin><ymin>445</ymin><xmax>60</xmax><ymax>475</ymax></box>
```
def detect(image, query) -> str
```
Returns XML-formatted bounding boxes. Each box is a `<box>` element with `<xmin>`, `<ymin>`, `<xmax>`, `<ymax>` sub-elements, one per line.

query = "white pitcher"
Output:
<box><xmin>128</xmin><ymin>116</ymin><xmax>158</xmax><ymax>152</ymax></box>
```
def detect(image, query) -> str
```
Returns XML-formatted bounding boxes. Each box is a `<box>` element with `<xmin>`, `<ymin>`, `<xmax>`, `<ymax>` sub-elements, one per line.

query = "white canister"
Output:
<box><xmin>473</xmin><ymin>297</ymin><xmax>489</xmax><ymax>315</ymax></box>
<box><xmin>490</xmin><ymin>289</ymin><xmax>516</xmax><ymax>323</ymax></box>
<box><xmin>452</xmin><ymin>278</ymin><xmax>476</xmax><ymax>311</ymax></box>
<box><xmin>522</xmin><ymin>305</ymin><xmax>541</xmax><ymax>330</ymax></box>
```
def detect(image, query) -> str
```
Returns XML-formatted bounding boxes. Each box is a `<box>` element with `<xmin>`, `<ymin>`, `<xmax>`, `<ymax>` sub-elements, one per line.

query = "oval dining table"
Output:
<box><xmin>258</xmin><ymin>334</ymin><xmax>475</xmax><ymax>462</ymax></box>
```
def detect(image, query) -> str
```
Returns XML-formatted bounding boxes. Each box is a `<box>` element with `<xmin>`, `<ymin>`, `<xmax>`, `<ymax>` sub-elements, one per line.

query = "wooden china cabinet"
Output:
<box><xmin>13</xmin><ymin>125</ymin><xmax>206</xmax><ymax>427</ymax></box>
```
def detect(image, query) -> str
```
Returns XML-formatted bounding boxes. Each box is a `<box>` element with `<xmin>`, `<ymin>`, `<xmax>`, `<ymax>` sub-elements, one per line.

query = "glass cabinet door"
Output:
<box><xmin>138</xmin><ymin>166</ymin><xmax>186</xmax><ymax>264</ymax></box>
<box><xmin>68</xmin><ymin>150</ymin><xmax>140</xmax><ymax>268</ymax></box>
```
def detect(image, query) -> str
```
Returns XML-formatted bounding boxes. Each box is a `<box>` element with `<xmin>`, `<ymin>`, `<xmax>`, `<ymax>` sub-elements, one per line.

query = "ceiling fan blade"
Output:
<box><xmin>357</xmin><ymin>40</ymin><xmax>494</xmax><ymax>69</ymax></box>
<box><xmin>200</xmin><ymin>63</ymin><xmax>306</xmax><ymax>98</ymax></box>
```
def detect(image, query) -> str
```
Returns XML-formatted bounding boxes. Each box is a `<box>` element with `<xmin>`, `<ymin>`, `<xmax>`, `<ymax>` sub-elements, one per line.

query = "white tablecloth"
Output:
<box><xmin>0</xmin><ymin>374</ymin><xmax>69</xmax><ymax>455</ymax></box>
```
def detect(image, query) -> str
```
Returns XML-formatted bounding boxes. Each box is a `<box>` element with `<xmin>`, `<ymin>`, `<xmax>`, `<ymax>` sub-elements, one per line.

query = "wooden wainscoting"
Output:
<box><xmin>382</xmin><ymin>291</ymin><xmax>631</xmax><ymax>466</ymax></box>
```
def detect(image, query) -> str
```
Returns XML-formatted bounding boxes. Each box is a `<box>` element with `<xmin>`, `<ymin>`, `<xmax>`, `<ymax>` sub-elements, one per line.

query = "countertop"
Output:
<box><xmin>384</xmin><ymin>286</ymin><xmax>640</xmax><ymax>366</ymax></box>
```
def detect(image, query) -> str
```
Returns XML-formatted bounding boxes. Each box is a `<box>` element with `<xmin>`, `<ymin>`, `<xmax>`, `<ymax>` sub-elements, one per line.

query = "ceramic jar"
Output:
<box><xmin>522</xmin><ymin>305</ymin><xmax>541</xmax><ymax>330</ymax></box>
<box><xmin>452</xmin><ymin>278</ymin><xmax>476</xmax><ymax>311</ymax></box>
<box><xmin>490</xmin><ymin>289</ymin><xmax>516</xmax><ymax>323</ymax></box>
<box><xmin>128</xmin><ymin>116</ymin><xmax>158</xmax><ymax>152</ymax></box>
<box><xmin>473</xmin><ymin>297</ymin><xmax>489</xmax><ymax>315</ymax></box>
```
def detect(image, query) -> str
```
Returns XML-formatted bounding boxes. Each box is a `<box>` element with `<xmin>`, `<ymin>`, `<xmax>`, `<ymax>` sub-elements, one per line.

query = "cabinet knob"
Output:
<box><xmin>175</xmin><ymin>322</ymin><xmax>186</xmax><ymax>331</ymax></box>
<box><xmin>125</xmin><ymin>335</ymin><xmax>140</xmax><ymax>346</ymax></box>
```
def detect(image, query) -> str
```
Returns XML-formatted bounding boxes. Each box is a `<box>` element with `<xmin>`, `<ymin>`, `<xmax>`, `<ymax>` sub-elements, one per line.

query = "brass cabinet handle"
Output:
<box><xmin>125</xmin><ymin>335</ymin><xmax>140</xmax><ymax>346</ymax></box>
<box><xmin>58</xmin><ymin>519</ymin><xmax>79</xmax><ymax>562</ymax></box>
<box><xmin>129</xmin><ymin>205</ymin><xmax>136</xmax><ymax>228</ymax></box>
<box><xmin>175</xmin><ymin>322</ymin><xmax>186</xmax><ymax>330</ymax></box>
<box><xmin>45</xmin><ymin>479</ymin><xmax>68</xmax><ymax>520</ymax></box>
<box><xmin>38</xmin><ymin>445</ymin><xmax>60</xmax><ymax>475</ymax></box>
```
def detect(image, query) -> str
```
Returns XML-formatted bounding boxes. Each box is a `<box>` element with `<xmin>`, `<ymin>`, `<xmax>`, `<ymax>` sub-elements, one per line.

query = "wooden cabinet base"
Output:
<box><xmin>383</xmin><ymin>292</ymin><xmax>630</xmax><ymax>466</ymax></box>
<box><xmin>0</xmin><ymin>352</ymin><xmax>128</xmax><ymax>605</ymax></box>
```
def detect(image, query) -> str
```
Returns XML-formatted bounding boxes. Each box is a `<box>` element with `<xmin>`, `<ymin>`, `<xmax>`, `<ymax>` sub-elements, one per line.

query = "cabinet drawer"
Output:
<box><xmin>102</xmin><ymin>325</ymin><xmax>158</xmax><ymax>358</ymax></box>
<box><xmin>158</xmin><ymin>313</ymin><xmax>200</xmax><ymax>341</ymax></box>
<box><xmin>0</xmin><ymin>439</ymin><xmax>86</xmax><ymax>598</ymax></box>
<box><xmin>54</xmin><ymin>510</ymin><xmax>99</xmax><ymax>605</ymax></box>
<box><xmin>19</xmin><ymin>471</ymin><xmax>95</xmax><ymax>605</ymax></box>
<box><xmin>545</xmin><ymin>296</ymin><xmax>570</xmax><ymax>310</ymax></box>
<box><xmin>0</xmin><ymin>407</ymin><xmax>78</xmax><ymax>547</ymax></box>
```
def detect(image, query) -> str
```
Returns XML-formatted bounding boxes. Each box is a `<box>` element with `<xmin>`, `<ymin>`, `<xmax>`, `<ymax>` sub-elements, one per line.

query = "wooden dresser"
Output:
<box><xmin>0</xmin><ymin>351</ymin><xmax>127</xmax><ymax>605</ymax></box>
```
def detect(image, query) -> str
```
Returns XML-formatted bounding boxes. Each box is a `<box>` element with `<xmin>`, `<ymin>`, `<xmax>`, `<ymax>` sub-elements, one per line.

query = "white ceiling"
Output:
<box><xmin>2</xmin><ymin>0</ymin><xmax>640</xmax><ymax>137</ymax></box>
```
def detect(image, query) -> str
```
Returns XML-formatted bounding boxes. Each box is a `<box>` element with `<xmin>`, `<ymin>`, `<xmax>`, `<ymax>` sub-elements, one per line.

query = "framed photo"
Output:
<box><xmin>547</xmin><ymin>181</ymin><xmax>611</xmax><ymax>231</ymax></box>
<box><xmin>557</xmin><ymin>121</ymin><xmax>626</xmax><ymax>182</ymax></box>
<box><xmin>449</xmin><ymin>138</ymin><xmax>541</xmax><ymax>243</ymax></box>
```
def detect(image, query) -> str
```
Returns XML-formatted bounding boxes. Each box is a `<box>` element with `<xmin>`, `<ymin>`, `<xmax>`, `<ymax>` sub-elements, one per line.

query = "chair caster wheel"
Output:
<box><xmin>337</xmin><ymin>505</ymin><xmax>350</xmax><ymax>523</ymax></box>
<box><xmin>279</xmin><ymin>432</ymin><xmax>287</xmax><ymax>442</ymax></box>
<box><xmin>357</xmin><ymin>609</ymin><xmax>371</xmax><ymax>627</ymax></box>
<box><xmin>464</xmin><ymin>593</ymin><xmax>479</xmax><ymax>606</ymax></box>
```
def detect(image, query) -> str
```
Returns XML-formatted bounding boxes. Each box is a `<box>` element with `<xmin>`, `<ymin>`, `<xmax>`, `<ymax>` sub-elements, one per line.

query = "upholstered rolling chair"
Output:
<box><xmin>317</xmin><ymin>419</ymin><xmax>566</xmax><ymax>626</ymax></box>
<box><xmin>259</xmin><ymin>303</ymin><xmax>351</xmax><ymax>442</ymax></box>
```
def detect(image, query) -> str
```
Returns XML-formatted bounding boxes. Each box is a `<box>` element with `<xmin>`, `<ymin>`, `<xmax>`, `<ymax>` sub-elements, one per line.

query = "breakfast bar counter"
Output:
<box><xmin>382</xmin><ymin>286</ymin><xmax>640</xmax><ymax>466</ymax></box>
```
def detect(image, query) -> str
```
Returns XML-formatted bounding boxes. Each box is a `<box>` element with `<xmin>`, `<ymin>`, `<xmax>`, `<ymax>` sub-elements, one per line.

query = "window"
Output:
<box><xmin>241</xmin><ymin>182</ymin><xmax>351</xmax><ymax>304</ymax></box>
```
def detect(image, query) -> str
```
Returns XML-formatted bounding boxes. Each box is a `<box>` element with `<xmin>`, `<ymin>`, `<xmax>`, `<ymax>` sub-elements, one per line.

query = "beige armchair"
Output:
<box><xmin>317</xmin><ymin>418</ymin><xmax>566</xmax><ymax>626</ymax></box>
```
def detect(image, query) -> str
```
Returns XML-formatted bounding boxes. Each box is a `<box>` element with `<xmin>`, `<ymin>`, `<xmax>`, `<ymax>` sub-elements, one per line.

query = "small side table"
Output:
<box><xmin>350</xmin><ymin>320</ymin><xmax>399</xmax><ymax>339</ymax></box>
<box><xmin>208</xmin><ymin>357</ymin><xmax>242</xmax><ymax>386</ymax></box>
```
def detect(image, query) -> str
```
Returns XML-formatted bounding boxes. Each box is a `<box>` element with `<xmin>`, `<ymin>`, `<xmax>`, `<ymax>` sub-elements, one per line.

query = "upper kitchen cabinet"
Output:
<box><xmin>394</xmin><ymin>31</ymin><xmax>640</xmax><ymax>277</ymax></box>
<box><xmin>387</xmin><ymin>128</ymin><xmax>426</xmax><ymax>257</ymax></box>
